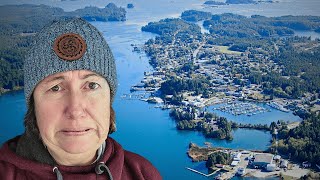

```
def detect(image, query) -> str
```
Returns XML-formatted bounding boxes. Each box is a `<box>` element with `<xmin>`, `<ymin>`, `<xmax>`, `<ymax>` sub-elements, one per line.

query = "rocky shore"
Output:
<box><xmin>187</xmin><ymin>142</ymin><xmax>217</xmax><ymax>162</ymax></box>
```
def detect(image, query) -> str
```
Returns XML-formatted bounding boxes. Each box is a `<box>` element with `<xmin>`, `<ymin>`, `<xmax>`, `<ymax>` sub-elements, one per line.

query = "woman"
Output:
<box><xmin>0</xmin><ymin>18</ymin><xmax>162</xmax><ymax>180</ymax></box>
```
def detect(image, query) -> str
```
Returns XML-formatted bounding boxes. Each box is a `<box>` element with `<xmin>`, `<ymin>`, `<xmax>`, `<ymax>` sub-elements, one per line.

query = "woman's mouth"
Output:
<box><xmin>61</xmin><ymin>128</ymin><xmax>92</xmax><ymax>136</ymax></box>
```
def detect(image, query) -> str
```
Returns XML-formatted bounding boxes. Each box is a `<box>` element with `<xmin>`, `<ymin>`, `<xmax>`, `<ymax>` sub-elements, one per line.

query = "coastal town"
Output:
<box><xmin>130</xmin><ymin>17</ymin><xmax>319</xmax><ymax>119</ymax></box>
<box><xmin>127</xmin><ymin>22</ymin><xmax>319</xmax><ymax>120</ymax></box>
<box><xmin>126</xmin><ymin>11</ymin><xmax>320</xmax><ymax>179</ymax></box>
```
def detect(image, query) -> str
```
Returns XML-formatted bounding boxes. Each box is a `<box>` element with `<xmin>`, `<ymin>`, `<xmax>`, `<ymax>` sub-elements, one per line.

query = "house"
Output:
<box><xmin>266</xmin><ymin>164</ymin><xmax>276</xmax><ymax>172</ymax></box>
<box><xmin>273</xmin><ymin>155</ymin><xmax>281</xmax><ymax>163</ymax></box>
<box><xmin>280</xmin><ymin>160</ymin><xmax>288</xmax><ymax>168</ymax></box>
<box><xmin>302</xmin><ymin>161</ymin><xmax>311</xmax><ymax>168</ymax></box>
<box><xmin>251</xmin><ymin>154</ymin><xmax>274</xmax><ymax>169</ymax></box>
<box><xmin>233</xmin><ymin>152</ymin><xmax>242</xmax><ymax>161</ymax></box>
<box><xmin>215</xmin><ymin>164</ymin><xmax>225</xmax><ymax>168</ymax></box>
<box><xmin>231</xmin><ymin>161</ymin><xmax>239</xmax><ymax>166</ymax></box>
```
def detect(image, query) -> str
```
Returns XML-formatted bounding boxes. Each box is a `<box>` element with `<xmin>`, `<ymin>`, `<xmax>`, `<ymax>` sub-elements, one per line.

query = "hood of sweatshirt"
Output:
<box><xmin>0</xmin><ymin>136</ymin><xmax>161</xmax><ymax>180</ymax></box>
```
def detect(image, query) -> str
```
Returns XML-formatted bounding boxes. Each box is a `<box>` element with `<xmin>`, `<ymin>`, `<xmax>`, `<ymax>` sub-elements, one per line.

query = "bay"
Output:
<box><xmin>89</xmin><ymin>21</ymin><xmax>273</xmax><ymax>179</ymax></box>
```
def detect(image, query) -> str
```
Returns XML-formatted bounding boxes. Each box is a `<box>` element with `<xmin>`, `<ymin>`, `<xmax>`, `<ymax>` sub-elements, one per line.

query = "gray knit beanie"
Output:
<box><xmin>24</xmin><ymin>18</ymin><xmax>117</xmax><ymax>104</ymax></box>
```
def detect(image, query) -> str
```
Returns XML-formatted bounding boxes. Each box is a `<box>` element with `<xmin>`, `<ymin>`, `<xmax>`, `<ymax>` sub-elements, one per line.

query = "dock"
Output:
<box><xmin>186</xmin><ymin>167</ymin><xmax>219</xmax><ymax>177</ymax></box>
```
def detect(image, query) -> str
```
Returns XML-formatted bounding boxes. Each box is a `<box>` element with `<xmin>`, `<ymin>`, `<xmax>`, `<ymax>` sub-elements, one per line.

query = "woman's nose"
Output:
<box><xmin>65</xmin><ymin>91</ymin><xmax>87</xmax><ymax>120</ymax></box>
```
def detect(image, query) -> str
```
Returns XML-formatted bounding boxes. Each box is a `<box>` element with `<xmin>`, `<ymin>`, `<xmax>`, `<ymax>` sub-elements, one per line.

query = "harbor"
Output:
<box><xmin>210</xmin><ymin>101</ymin><xmax>300</xmax><ymax>126</ymax></box>
<box><xmin>214</xmin><ymin>102</ymin><xmax>269</xmax><ymax>116</ymax></box>
<box><xmin>120</xmin><ymin>93</ymin><xmax>149</xmax><ymax>100</ymax></box>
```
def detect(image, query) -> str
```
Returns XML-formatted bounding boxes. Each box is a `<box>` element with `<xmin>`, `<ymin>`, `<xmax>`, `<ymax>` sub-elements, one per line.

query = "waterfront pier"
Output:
<box><xmin>185</xmin><ymin>167</ymin><xmax>218</xmax><ymax>177</ymax></box>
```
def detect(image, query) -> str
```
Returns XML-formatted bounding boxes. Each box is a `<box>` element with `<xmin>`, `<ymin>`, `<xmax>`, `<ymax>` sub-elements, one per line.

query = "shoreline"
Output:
<box><xmin>187</xmin><ymin>143</ymin><xmax>311</xmax><ymax>179</ymax></box>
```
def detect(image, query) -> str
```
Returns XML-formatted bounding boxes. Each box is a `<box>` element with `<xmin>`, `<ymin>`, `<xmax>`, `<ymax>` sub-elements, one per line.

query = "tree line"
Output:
<box><xmin>272</xmin><ymin>113</ymin><xmax>320</xmax><ymax>166</ymax></box>
<box><xmin>206</xmin><ymin>151</ymin><xmax>232</xmax><ymax>168</ymax></box>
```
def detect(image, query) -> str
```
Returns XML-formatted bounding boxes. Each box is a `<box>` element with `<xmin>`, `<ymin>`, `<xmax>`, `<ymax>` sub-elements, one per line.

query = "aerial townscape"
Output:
<box><xmin>132</xmin><ymin>9</ymin><xmax>320</xmax><ymax>179</ymax></box>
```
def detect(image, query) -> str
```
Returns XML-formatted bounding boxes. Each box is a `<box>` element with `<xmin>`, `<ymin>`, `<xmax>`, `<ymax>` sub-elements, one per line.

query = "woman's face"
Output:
<box><xmin>33</xmin><ymin>70</ymin><xmax>111</xmax><ymax>159</ymax></box>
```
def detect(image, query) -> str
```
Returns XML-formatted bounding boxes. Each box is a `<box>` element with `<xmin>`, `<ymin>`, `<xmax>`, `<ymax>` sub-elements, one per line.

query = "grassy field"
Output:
<box><xmin>216</xmin><ymin>45</ymin><xmax>242</xmax><ymax>55</ymax></box>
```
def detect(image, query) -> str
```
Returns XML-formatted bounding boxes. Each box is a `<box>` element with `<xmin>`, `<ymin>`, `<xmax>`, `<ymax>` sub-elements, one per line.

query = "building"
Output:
<box><xmin>266</xmin><ymin>164</ymin><xmax>276</xmax><ymax>172</ymax></box>
<box><xmin>231</xmin><ymin>160</ymin><xmax>239</xmax><ymax>166</ymax></box>
<box><xmin>273</xmin><ymin>155</ymin><xmax>281</xmax><ymax>161</ymax></box>
<box><xmin>252</xmin><ymin>154</ymin><xmax>274</xmax><ymax>169</ymax></box>
<box><xmin>280</xmin><ymin>159</ymin><xmax>288</xmax><ymax>168</ymax></box>
<box><xmin>233</xmin><ymin>152</ymin><xmax>242</xmax><ymax>161</ymax></box>
<box><xmin>215</xmin><ymin>164</ymin><xmax>225</xmax><ymax>168</ymax></box>
<box><xmin>302</xmin><ymin>161</ymin><xmax>311</xmax><ymax>168</ymax></box>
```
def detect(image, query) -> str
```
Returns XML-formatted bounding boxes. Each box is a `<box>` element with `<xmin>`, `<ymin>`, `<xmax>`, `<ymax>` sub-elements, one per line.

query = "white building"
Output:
<box><xmin>266</xmin><ymin>164</ymin><xmax>276</xmax><ymax>172</ymax></box>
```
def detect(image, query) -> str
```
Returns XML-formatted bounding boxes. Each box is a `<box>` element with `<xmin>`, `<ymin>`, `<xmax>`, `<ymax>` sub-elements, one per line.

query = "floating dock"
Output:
<box><xmin>186</xmin><ymin>167</ymin><xmax>218</xmax><ymax>177</ymax></box>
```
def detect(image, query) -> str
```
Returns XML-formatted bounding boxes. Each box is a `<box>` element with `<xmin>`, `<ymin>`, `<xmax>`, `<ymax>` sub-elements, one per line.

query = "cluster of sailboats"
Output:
<box><xmin>215</xmin><ymin>102</ymin><xmax>269</xmax><ymax>116</ymax></box>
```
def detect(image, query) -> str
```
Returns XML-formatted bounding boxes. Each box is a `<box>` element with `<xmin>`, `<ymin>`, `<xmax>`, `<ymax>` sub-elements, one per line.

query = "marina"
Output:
<box><xmin>120</xmin><ymin>93</ymin><xmax>149</xmax><ymax>100</ymax></box>
<box><xmin>214</xmin><ymin>102</ymin><xmax>269</xmax><ymax>116</ymax></box>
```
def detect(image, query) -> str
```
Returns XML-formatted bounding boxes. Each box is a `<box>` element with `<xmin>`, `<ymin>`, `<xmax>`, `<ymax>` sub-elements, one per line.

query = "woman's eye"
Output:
<box><xmin>88</xmin><ymin>82</ymin><xmax>100</xmax><ymax>90</ymax></box>
<box><xmin>50</xmin><ymin>85</ymin><xmax>61</xmax><ymax>92</ymax></box>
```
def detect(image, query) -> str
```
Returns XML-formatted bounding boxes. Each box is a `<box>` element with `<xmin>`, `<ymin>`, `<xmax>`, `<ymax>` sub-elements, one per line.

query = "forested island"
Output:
<box><xmin>0</xmin><ymin>4</ymin><xmax>126</xmax><ymax>93</ymax></box>
<box><xmin>140</xmin><ymin>10</ymin><xmax>320</xmax><ymax>168</ymax></box>
<box><xmin>204</xmin><ymin>1</ymin><xmax>226</xmax><ymax>6</ymax></box>
<box><xmin>170</xmin><ymin>105</ymin><xmax>279</xmax><ymax>140</ymax></box>
<box><xmin>170</xmin><ymin>107</ymin><xmax>234</xmax><ymax>140</ymax></box>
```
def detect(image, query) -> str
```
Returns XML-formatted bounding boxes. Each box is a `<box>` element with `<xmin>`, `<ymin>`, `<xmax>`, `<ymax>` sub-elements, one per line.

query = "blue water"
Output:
<box><xmin>210</xmin><ymin>103</ymin><xmax>301</xmax><ymax>125</ymax></box>
<box><xmin>0</xmin><ymin>90</ymin><xmax>25</xmax><ymax>143</ymax></box>
<box><xmin>1</xmin><ymin>0</ymin><xmax>319</xmax><ymax>179</ymax></box>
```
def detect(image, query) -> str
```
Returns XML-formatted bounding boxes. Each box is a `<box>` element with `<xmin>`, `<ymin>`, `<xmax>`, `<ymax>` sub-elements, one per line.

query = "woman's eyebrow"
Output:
<box><xmin>81</xmin><ymin>73</ymin><xmax>100</xmax><ymax>80</ymax></box>
<box><xmin>43</xmin><ymin>73</ymin><xmax>101</xmax><ymax>85</ymax></box>
<box><xmin>43</xmin><ymin>76</ymin><xmax>65</xmax><ymax>84</ymax></box>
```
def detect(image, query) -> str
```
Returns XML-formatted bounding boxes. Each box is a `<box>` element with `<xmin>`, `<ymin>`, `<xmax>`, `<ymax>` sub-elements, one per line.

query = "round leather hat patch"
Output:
<box><xmin>53</xmin><ymin>33</ymin><xmax>86</xmax><ymax>61</ymax></box>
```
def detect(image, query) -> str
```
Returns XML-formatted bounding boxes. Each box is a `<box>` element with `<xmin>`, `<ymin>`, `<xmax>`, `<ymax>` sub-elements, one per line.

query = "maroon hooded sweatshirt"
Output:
<box><xmin>0</xmin><ymin>136</ymin><xmax>162</xmax><ymax>180</ymax></box>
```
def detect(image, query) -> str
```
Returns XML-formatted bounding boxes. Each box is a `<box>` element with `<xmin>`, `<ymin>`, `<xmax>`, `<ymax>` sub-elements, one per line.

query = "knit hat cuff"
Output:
<box><xmin>24</xmin><ymin>18</ymin><xmax>117</xmax><ymax>105</ymax></box>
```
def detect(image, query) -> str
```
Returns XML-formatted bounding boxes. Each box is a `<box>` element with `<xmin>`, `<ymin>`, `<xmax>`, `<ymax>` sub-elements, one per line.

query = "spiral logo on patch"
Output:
<box><xmin>53</xmin><ymin>33</ymin><xmax>86</xmax><ymax>61</ymax></box>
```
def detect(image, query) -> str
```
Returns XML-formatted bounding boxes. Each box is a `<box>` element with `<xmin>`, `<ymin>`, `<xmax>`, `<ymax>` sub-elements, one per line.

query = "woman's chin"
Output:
<box><xmin>58</xmin><ymin>137</ymin><xmax>100</xmax><ymax>154</ymax></box>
